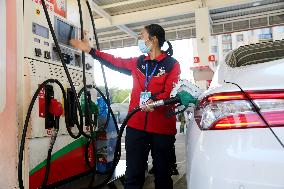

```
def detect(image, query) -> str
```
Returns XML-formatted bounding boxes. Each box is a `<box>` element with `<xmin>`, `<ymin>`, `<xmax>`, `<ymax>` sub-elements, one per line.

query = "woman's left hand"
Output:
<box><xmin>141</xmin><ymin>99</ymin><xmax>154</xmax><ymax>112</ymax></box>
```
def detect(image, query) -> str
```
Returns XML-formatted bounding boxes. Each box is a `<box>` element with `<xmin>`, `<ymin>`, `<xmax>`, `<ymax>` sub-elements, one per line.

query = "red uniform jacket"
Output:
<box><xmin>89</xmin><ymin>49</ymin><xmax>181</xmax><ymax>135</ymax></box>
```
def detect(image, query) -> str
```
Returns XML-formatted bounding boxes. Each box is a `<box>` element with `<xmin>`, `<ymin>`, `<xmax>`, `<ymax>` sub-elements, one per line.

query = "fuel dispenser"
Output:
<box><xmin>21</xmin><ymin>0</ymin><xmax>102</xmax><ymax>188</ymax></box>
<box><xmin>13</xmin><ymin>0</ymin><xmax>125</xmax><ymax>188</ymax></box>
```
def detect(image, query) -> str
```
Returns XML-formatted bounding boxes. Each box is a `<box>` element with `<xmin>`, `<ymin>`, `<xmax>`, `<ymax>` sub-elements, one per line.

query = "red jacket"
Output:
<box><xmin>89</xmin><ymin>49</ymin><xmax>181</xmax><ymax>135</ymax></box>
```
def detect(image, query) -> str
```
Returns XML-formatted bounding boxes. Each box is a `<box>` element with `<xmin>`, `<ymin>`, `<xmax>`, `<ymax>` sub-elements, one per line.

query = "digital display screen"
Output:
<box><xmin>56</xmin><ymin>19</ymin><xmax>76</xmax><ymax>46</ymax></box>
<box><xmin>32</xmin><ymin>23</ymin><xmax>49</xmax><ymax>39</ymax></box>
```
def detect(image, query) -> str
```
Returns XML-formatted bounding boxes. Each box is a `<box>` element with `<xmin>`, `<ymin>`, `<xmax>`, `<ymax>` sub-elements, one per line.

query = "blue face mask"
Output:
<box><xmin>138</xmin><ymin>40</ymin><xmax>151</xmax><ymax>54</ymax></box>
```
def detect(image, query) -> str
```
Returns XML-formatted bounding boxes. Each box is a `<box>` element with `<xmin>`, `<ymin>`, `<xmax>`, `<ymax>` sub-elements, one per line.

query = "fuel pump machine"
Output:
<box><xmin>23</xmin><ymin>0</ymin><xmax>95</xmax><ymax>188</ymax></box>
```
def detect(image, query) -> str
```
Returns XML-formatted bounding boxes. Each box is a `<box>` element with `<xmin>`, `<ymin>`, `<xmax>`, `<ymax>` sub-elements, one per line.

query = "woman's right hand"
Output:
<box><xmin>141</xmin><ymin>99</ymin><xmax>154</xmax><ymax>112</ymax></box>
<box><xmin>70</xmin><ymin>38</ymin><xmax>91</xmax><ymax>53</ymax></box>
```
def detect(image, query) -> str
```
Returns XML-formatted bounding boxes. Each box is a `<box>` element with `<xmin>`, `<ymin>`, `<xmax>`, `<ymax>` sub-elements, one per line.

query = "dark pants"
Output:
<box><xmin>124</xmin><ymin>127</ymin><xmax>175</xmax><ymax>189</ymax></box>
<box><xmin>151</xmin><ymin>137</ymin><xmax>177</xmax><ymax>168</ymax></box>
<box><xmin>170</xmin><ymin>137</ymin><xmax>177</xmax><ymax>168</ymax></box>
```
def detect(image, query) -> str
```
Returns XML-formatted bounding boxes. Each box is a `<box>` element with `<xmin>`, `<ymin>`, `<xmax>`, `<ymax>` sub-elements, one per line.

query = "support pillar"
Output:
<box><xmin>195</xmin><ymin>7</ymin><xmax>211</xmax><ymax>67</ymax></box>
<box><xmin>191</xmin><ymin>7</ymin><xmax>214</xmax><ymax>89</ymax></box>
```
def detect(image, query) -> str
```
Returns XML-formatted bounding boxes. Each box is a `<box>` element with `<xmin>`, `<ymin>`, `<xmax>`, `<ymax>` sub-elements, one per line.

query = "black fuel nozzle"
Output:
<box><xmin>45</xmin><ymin>85</ymin><xmax>55</xmax><ymax>129</ymax></box>
<box><xmin>143</xmin><ymin>97</ymin><xmax>180</xmax><ymax>110</ymax></box>
<box><xmin>144</xmin><ymin>90</ymin><xmax>198</xmax><ymax>109</ymax></box>
<box><xmin>80</xmin><ymin>91</ymin><xmax>99</xmax><ymax>127</ymax></box>
<box><xmin>48</xmin><ymin>98</ymin><xmax>63</xmax><ymax>148</ymax></box>
<box><xmin>66</xmin><ymin>88</ymin><xmax>79</xmax><ymax>127</ymax></box>
<box><xmin>163</xmin><ymin>96</ymin><xmax>181</xmax><ymax>105</ymax></box>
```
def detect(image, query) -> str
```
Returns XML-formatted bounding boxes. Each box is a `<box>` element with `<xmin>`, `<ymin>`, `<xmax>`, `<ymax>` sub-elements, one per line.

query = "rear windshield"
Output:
<box><xmin>225</xmin><ymin>39</ymin><xmax>284</xmax><ymax>68</ymax></box>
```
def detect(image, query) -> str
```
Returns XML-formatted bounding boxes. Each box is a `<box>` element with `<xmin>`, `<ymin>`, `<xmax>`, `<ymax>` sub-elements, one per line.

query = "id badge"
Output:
<box><xmin>140</xmin><ymin>92</ymin><xmax>151</xmax><ymax>106</ymax></box>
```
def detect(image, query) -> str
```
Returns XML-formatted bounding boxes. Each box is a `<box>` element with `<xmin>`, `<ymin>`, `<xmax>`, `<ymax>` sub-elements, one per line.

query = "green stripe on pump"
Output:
<box><xmin>29</xmin><ymin>137</ymin><xmax>88</xmax><ymax>176</ymax></box>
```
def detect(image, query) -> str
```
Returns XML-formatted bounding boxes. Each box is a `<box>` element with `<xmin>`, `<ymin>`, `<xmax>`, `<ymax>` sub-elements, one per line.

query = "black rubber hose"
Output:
<box><xmin>87</xmin><ymin>123</ymin><xmax>97</xmax><ymax>188</ymax></box>
<box><xmin>75</xmin><ymin>1</ymin><xmax>99</xmax><ymax>188</ymax></box>
<box><xmin>18</xmin><ymin>79</ymin><xmax>67</xmax><ymax>189</ymax></box>
<box><xmin>79</xmin><ymin>85</ymin><xmax>120</xmax><ymax>189</ymax></box>
<box><xmin>80</xmin><ymin>85</ymin><xmax>138</xmax><ymax>189</ymax></box>
<box><xmin>82</xmin><ymin>86</ymin><xmax>119</xmax><ymax>173</ymax></box>
<box><xmin>85</xmin><ymin>3</ymin><xmax>120</xmax><ymax>185</ymax></box>
<box><xmin>86</xmin><ymin>91</ymin><xmax>98</xmax><ymax>187</ymax></box>
<box><xmin>86</xmin><ymin>0</ymin><xmax>111</xmax><ymax>130</ymax></box>
<box><xmin>41</xmin><ymin>0</ymin><xmax>82</xmax><ymax>139</ymax></box>
<box><xmin>86</xmin><ymin>107</ymin><xmax>141</xmax><ymax>189</ymax></box>
<box><xmin>164</xmin><ymin>96</ymin><xmax>181</xmax><ymax>105</ymax></box>
<box><xmin>85</xmin><ymin>3</ymin><xmax>115</xmax><ymax>185</ymax></box>
<box><xmin>77</xmin><ymin>2</ymin><xmax>108</xmax><ymax>187</ymax></box>
<box><xmin>42</xmin><ymin>148</ymin><xmax>53</xmax><ymax>188</ymax></box>
<box><xmin>77</xmin><ymin>86</ymin><xmax>119</xmax><ymax>134</ymax></box>
<box><xmin>87</xmin><ymin>97</ymin><xmax>182</xmax><ymax>188</ymax></box>
<box><xmin>76</xmin><ymin>0</ymin><xmax>92</xmax><ymax>132</ymax></box>
<box><xmin>42</xmin><ymin>118</ymin><xmax>60</xmax><ymax>188</ymax></box>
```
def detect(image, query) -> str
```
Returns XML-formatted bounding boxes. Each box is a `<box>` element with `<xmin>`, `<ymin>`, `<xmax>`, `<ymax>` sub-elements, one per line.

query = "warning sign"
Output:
<box><xmin>36</xmin><ymin>9</ymin><xmax>41</xmax><ymax>15</ymax></box>
<box><xmin>194</xmin><ymin>57</ymin><xmax>200</xmax><ymax>63</ymax></box>
<box><xmin>208</xmin><ymin>55</ymin><xmax>216</xmax><ymax>62</ymax></box>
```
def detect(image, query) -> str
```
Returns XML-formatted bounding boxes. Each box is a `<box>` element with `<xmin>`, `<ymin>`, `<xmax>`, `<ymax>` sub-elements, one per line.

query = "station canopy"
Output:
<box><xmin>91</xmin><ymin>0</ymin><xmax>284</xmax><ymax>49</ymax></box>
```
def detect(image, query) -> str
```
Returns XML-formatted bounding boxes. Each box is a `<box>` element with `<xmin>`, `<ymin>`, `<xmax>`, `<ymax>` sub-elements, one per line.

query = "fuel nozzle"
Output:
<box><xmin>145</xmin><ymin>90</ymin><xmax>198</xmax><ymax>109</ymax></box>
<box><xmin>48</xmin><ymin>99</ymin><xmax>63</xmax><ymax>149</ymax></box>
<box><xmin>145</xmin><ymin>79</ymin><xmax>203</xmax><ymax>112</ymax></box>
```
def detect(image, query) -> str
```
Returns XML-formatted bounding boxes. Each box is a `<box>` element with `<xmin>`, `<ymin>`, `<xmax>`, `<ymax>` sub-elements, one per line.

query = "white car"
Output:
<box><xmin>186</xmin><ymin>40</ymin><xmax>284</xmax><ymax>189</ymax></box>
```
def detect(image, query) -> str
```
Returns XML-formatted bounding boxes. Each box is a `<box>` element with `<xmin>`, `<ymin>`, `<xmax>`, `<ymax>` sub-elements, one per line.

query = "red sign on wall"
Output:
<box><xmin>32</xmin><ymin>0</ymin><xmax>66</xmax><ymax>17</ymax></box>
<box><xmin>208</xmin><ymin>55</ymin><xmax>216</xmax><ymax>62</ymax></box>
<box><xmin>50</xmin><ymin>0</ymin><xmax>66</xmax><ymax>18</ymax></box>
<box><xmin>194</xmin><ymin>57</ymin><xmax>200</xmax><ymax>63</ymax></box>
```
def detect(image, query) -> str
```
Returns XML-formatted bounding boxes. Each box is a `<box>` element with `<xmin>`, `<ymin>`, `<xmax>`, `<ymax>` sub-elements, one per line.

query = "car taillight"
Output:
<box><xmin>195</xmin><ymin>91</ymin><xmax>284</xmax><ymax>130</ymax></box>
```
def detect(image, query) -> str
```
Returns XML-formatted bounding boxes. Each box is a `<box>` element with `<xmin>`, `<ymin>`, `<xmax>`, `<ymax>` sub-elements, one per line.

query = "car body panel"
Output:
<box><xmin>186</xmin><ymin>58</ymin><xmax>284</xmax><ymax>189</ymax></box>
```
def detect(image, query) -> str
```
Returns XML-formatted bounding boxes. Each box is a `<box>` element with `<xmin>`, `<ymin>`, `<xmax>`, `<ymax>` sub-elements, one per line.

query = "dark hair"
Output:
<box><xmin>144</xmin><ymin>24</ymin><xmax>173</xmax><ymax>56</ymax></box>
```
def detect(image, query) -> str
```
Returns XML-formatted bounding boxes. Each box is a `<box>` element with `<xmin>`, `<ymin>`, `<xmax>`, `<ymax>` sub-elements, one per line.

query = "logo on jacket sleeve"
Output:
<box><xmin>157</xmin><ymin>67</ymin><xmax>166</xmax><ymax>77</ymax></box>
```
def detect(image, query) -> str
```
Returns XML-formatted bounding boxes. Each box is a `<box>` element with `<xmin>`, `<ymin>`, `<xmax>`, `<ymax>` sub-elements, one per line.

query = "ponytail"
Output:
<box><xmin>166</xmin><ymin>41</ymin><xmax>173</xmax><ymax>56</ymax></box>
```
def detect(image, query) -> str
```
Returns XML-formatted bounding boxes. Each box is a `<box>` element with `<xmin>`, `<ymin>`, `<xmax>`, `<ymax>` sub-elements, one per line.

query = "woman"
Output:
<box><xmin>71</xmin><ymin>24</ymin><xmax>180</xmax><ymax>189</ymax></box>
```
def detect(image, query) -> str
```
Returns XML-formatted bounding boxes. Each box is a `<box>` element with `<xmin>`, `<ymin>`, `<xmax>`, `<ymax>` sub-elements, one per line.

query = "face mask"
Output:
<box><xmin>138</xmin><ymin>40</ymin><xmax>151</xmax><ymax>54</ymax></box>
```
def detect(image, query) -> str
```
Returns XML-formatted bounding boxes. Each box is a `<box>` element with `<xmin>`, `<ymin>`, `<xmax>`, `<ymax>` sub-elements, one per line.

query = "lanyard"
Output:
<box><xmin>144</xmin><ymin>62</ymin><xmax>158</xmax><ymax>91</ymax></box>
